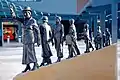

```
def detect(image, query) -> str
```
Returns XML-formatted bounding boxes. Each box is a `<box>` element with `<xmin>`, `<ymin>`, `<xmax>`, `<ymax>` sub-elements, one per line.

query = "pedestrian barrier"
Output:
<box><xmin>13</xmin><ymin>44</ymin><xmax>116</xmax><ymax>80</ymax></box>
<box><xmin>7</xmin><ymin>36</ymin><xmax>10</xmax><ymax>44</ymax></box>
<box><xmin>18</xmin><ymin>36</ymin><xmax>21</xmax><ymax>43</ymax></box>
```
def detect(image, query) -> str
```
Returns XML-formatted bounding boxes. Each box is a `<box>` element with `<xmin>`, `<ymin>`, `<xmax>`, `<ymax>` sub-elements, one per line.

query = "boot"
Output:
<box><xmin>66</xmin><ymin>54</ymin><xmax>73</xmax><ymax>59</ymax></box>
<box><xmin>66</xmin><ymin>56</ymin><xmax>71</xmax><ymax>59</ymax></box>
<box><xmin>77</xmin><ymin>53</ymin><xmax>80</xmax><ymax>55</ymax></box>
<box><xmin>46</xmin><ymin>58</ymin><xmax>52</xmax><ymax>65</ymax></box>
<box><xmin>40</xmin><ymin>58</ymin><xmax>46</xmax><ymax>67</ymax></box>
<box><xmin>73</xmin><ymin>52</ymin><xmax>77</xmax><ymax>57</ymax></box>
<box><xmin>55</xmin><ymin>58</ymin><xmax>61</xmax><ymax>63</ymax></box>
<box><xmin>91</xmin><ymin>46</ymin><xmax>94</xmax><ymax>51</ymax></box>
<box><xmin>22</xmin><ymin>64</ymin><xmax>31</xmax><ymax>73</ymax></box>
<box><xmin>92</xmin><ymin>48</ymin><xmax>94</xmax><ymax>51</ymax></box>
<box><xmin>84</xmin><ymin>50</ymin><xmax>90</xmax><ymax>53</ymax></box>
<box><xmin>31</xmin><ymin>63</ymin><xmax>38</xmax><ymax>71</ymax></box>
<box><xmin>39</xmin><ymin>63</ymin><xmax>45</xmax><ymax>67</ymax></box>
<box><xmin>75</xmin><ymin>48</ymin><xmax>80</xmax><ymax>55</ymax></box>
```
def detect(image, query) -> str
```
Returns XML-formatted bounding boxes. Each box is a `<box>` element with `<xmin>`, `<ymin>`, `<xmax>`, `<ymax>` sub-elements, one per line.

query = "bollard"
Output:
<box><xmin>7</xmin><ymin>36</ymin><xmax>10</xmax><ymax>44</ymax></box>
<box><xmin>18</xmin><ymin>36</ymin><xmax>21</xmax><ymax>43</ymax></box>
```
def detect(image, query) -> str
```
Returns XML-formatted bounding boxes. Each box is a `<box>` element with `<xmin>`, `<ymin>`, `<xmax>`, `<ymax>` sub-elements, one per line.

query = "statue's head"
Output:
<box><xmin>23</xmin><ymin>6</ymin><xmax>32</xmax><ymax>19</ymax></box>
<box><xmin>84</xmin><ymin>23</ymin><xmax>89</xmax><ymax>29</ymax></box>
<box><xmin>41</xmin><ymin>16</ymin><xmax>48</xmax><ymax>23</ymax></box>
<box><xmin>69</xmin><ymin>19</ymin><xmax>75</xmax><ymax>25</ymax></box>
<box><xmin>55</xmin><ymin>16</ymin><xmax>61</xmax><ymax>24</ymax></box>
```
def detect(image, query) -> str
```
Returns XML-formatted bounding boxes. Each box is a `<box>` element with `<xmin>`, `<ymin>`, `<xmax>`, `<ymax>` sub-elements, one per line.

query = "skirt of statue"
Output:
<box><xmin>41</xmin><ymin>41</ymin><xmax>52</xmax><ymax>58</ymax></box>
<box><xmin>22</xmin><ymin>43</ymin><xmax>37</xmax><ymax>64</ymax></box>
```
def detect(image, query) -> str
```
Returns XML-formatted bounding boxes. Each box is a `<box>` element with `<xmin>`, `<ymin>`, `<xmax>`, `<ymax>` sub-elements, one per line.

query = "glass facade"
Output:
<box><xmin>9</xmin><ymin>0</ymin><xmax>42</xmax><ymax>1</ymax></box>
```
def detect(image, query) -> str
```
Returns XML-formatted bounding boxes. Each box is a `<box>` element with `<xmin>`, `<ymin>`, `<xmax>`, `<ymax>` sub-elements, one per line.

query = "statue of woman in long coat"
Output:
<box><xmin>10</xmin><ymin>6</ymin><xmax>41</xmax><ymax>72</ymax></box>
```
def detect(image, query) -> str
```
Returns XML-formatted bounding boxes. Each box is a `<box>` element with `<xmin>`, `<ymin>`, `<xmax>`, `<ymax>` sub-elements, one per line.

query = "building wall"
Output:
<box><xmin>77</xmin><ymin>0</ymin><xmax>90</xmax><ymax>13</ymax></box>
<box><xmin>91</xmin><ymin>0</ymin><xmax>116</xmax><ymax>7</ymax></box>
<box><xmin>14</xmin><ymin>0</ymin><xmax>90</xmax><ymax>14</ymax></box>
<box><xmin>14</xmin><ymin>0</ymin><xmax>76</xmax><ymax>14</ymax></box>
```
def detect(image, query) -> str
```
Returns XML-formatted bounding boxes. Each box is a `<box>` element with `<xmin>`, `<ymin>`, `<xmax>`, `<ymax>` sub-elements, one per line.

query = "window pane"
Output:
<box><xmin>26</xmin><ymin>0</ymin><xmax>34</xmax><ymax>1</ymax></box>
<box><xmin>35</xmin><ymin>0</ymin><xmax>42</xmax><ymax>1</ymax></box>
<box><xmin>9</xmin><ymin>0</ymin><xmax>17</xmax><ymax>1</ymax></box>
<box><xmin>18</xmin><ymin>0</ymin><xmax>26</xmax><ymax>1</ymax></box>
<box><xmin>9</xmin><ymin>0</ymin><xmax>42</xmax><ymax>1</ymax></box>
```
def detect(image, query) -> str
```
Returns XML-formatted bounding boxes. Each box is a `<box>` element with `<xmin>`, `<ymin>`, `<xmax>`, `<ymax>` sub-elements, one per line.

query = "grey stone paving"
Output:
<box><xmin>0</xmin><ymin>40</ymin><xmax>87</xmax><ymax>80</ymax></box>
<box><xmin>0</xmin><ymin>40</ymin><xmax>118</xmax><ymax>80</ymax></box>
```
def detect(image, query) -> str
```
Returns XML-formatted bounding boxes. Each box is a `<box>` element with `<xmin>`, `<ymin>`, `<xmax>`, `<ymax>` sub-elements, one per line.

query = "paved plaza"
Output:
<box><xmin>0</xmin><ymin>40</ymin><xmax>118</xmax><ymax>80</ymax></box>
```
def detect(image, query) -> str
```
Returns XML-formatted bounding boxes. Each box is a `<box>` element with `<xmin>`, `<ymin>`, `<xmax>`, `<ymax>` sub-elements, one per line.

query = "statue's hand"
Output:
<box><xmin>10</xmin><ymin>5</ymin><xmax>16</xmax><ymax>18</ymax></box>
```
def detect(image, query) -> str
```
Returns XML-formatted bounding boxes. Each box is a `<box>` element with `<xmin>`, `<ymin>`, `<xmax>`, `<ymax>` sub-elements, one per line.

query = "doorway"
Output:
<box><xmin>3</xmin><ymin>25</ymin><xmax>18</xmax><ymax>42</ymax></box>
<box><xmin>61</xmin><ymin>20</ymin><xmax>70</xmax><ymax>36</ymax></box>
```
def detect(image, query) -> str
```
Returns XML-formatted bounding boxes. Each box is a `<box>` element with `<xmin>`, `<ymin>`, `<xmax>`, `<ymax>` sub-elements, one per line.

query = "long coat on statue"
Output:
<box><xmin>53</xmin><ymin>23</ymin><xmax>64</xmax><ymax>58</ymax></box>
<box><xmin>39</xmin><ymin>23</ymin><xmax>52</xmax><ymax>58</ymax></box>
<box><xmin>19</xmin><ymin>17</ymin><xmax>41</xmax><ymax>65</ymax></box>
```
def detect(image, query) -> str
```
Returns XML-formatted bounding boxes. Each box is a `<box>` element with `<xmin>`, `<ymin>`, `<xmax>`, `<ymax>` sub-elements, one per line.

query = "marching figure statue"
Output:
<box><xmin>66</xmin><ymin>19</ymin><xmax>78</xmax><ymax>59</ymax></box>
<box><xmin>105</xmin><ymin>28</ymin><xmax>111</xmax><ymax>46</ymax></box>
<box><xmin>103</xmin><ymin>31</ymin><xmax>106</xmax><ymax>47</ymax></box>
<box><xmin>97</xmin><ymin>26</ymin><xmax>102</xmax><ymax>34</ymax></box>
<box><xmin>83</xmin><ymin>23</ymin><xmax>94</xmax><ymax>53</ymax></box>
<box><xmin>52</xmin><ymin>16</ymin><xmax>64</xmax><ymax>62</ymax></box>
<box><xmin>39</xmin><ymin>16</ymin><xmax>53</xmax><ymax>67</ymax></box>
<box><xmin>10</xmin><ymin>6</ymin><xmax>41</xmax><ymax>72</ymax></box>
<box><xmin>89</xmin><ymin>27</ymin><xmax>93</xmax><ymax>42</ymax></box>
<box><xmin>94</xmin><ymin>26</ymin><xmax>102</xmax><ymax>50</ymax></box>
<box><xmin>69</xmin><ymin>19</ymin><xmax>80</xmax><ymax>55</ymax></box>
